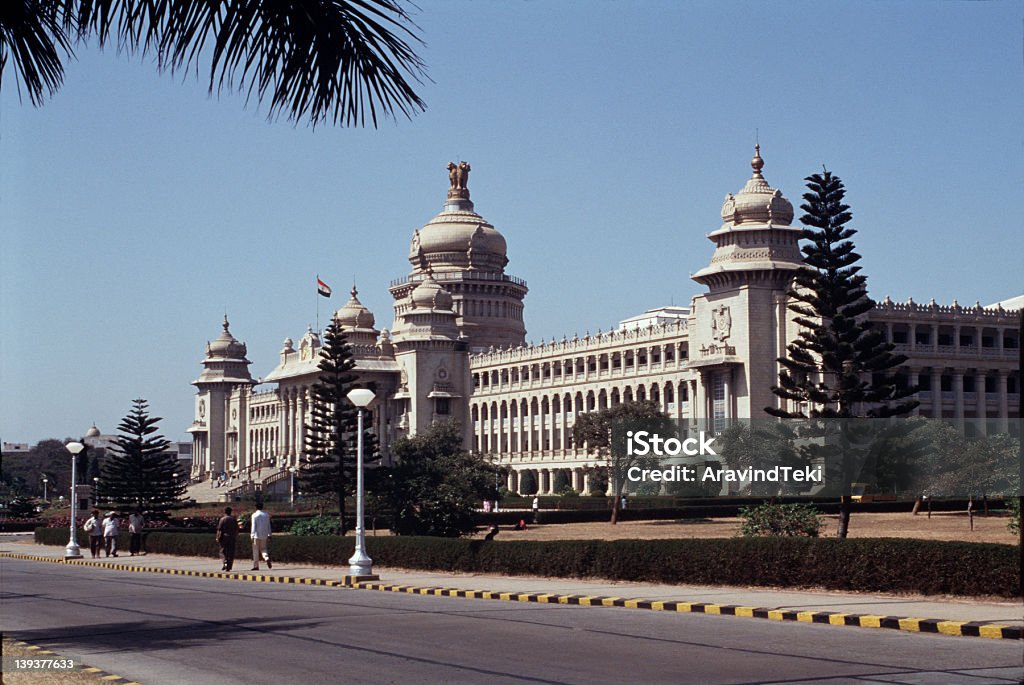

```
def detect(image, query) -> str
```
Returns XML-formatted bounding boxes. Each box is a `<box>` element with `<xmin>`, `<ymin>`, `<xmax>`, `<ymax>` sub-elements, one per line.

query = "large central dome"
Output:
<box><xmin>390</xmin><ymin>162</ymin><xmax>528</xmax><ymax>351</ymax></box>
<box><xmin>408</xmin><ymin>162</ymin><xmax>508</xmax><ymax>274</ymax></box>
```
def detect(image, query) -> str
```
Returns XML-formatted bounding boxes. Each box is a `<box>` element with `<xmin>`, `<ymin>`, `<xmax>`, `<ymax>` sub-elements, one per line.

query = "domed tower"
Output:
<box><xmin>691</xmin><ymin>144</ymin><xmax>803</xmax><ymax>291</ymax></box>
<box><xmin>189</xmin><ymin>316</ymin><xmax>255</xmax><ymax>479</ymax></box>
<box><xmin>687</xmin><ymin>147</ymin><xmax>804</xmax><ymax>423</ymax></box>
<box><xmin>334</xmin><ymin>284</ymin><xmax>380</xmax><ymax>347</ymax></box>
<box><xmin>391</xmin><ymin>270</ymin><xmax>472</xmax><ymax>444</ymax></box>
<box><xmin>390</xmin><ymin>162</ymin><xmax>528</xmax><ymax>352</ymax></box>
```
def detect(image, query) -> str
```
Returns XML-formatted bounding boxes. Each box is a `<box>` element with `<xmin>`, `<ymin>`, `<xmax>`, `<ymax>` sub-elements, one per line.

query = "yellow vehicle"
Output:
<box><xmin>850</xmin><ymin>483</ymin><xmax>897</xmax><ymax>503</ymax></box>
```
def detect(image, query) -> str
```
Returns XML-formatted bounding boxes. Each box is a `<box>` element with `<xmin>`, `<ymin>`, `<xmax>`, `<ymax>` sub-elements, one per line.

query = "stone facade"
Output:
<box><xmin>189</xmin><ymin>152</ymin><xmax>1022</xmax><ymax>495</ymax></box>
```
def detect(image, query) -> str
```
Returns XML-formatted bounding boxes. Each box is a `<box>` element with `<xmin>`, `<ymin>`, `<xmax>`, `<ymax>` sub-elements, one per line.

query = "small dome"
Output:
<box><xmin>334</xmin><ymin>285</ymin><xmax>376</xmax><ymax>330</ymax></box>
<box><xmin>720</xmin><ymin>145</ymin><xmax>794</xmax><ymax>226</ymax></box>
<box><xmin>208</xmin><ymin>316</ymin><xmax>247</xmax><ymax>359</ymax></box>
<box><xmin>410</xmin><ymin>272</ymin><xmax>454</xmax><ymax>311</ymax></box>
<box><xmin>85</xmin><ymin>424</ymin><xmax>100</xmax><ymax>438</ymax></box>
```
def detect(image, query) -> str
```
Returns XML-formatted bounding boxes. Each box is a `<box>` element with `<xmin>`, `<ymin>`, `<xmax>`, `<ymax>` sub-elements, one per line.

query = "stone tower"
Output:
<box><xmin>189</xmin><ymin>316</ymin><xmax>254</xmax><ymax>477</ymax></box>
<box><xmin>688</xmin><ymin>146</ymin><xmax>804</xmax><ymax>422</ymax></box>
<box><xmin>391</xmin><ymin>271</ymin><xmax>472</xmax><ymax>445</ymax></box>
<box><xmin>389</xmin><ymin>162</ymin><xmax>528</xmax><ymax>352</ymax></box>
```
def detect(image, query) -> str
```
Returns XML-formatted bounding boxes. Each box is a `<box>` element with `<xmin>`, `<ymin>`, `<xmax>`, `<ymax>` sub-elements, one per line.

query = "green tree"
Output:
<box><xmin>378</xmin><ymin>420</ymin><xmax>498</xmax><ymax>537</ymax></box>
<box><xmin>572</xmin><ymin>400</ymin><xmax>673</xmax><ymax>524</ymax></box>
<box><xmin>1</xmin><ymin>0</ymin><xmax>426</xmax><ymax>126</ymax></box>
<box><xmin>99</xmin><ymin>398</ymin><xmax>184</xmax><ymax>517</ymax></box>
<box><xmin>767</xmin><ymin>169</ymin><xmax>917</xmax><ymax>538</ymax></box>
<box><xmin>517</xmin><ymin>469</ymin><xmax>537</xmax><ymax>496</ymax></box>
<box><xmin>715</xmin><ymin>422</ymin><xmax>805</xmax><ymax>497</ymax></box>
<box><xmin>300</xmin><ymin>317</ymin><xmax>372</xmax><ymax>533</ymax></box>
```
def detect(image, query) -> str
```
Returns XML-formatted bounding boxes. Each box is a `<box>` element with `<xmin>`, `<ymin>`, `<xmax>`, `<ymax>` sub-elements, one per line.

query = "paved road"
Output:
<box><xmin>1</xmin><ymin>558</ymin><xmax>1021</xmax><ymax>685</ymax></box>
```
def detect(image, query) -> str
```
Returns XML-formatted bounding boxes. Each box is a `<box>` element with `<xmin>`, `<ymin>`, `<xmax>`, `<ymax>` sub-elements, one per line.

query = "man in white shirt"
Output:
<box><xmin>102</xmin><ymin>512</ymin><xmax>119</xmax><ymax>557</ymax></box>
<box><xmin>250</xmin><ymin>503</ymin><xmax>272</xmax><ymax>570</ymax></box>
<box><xmin>128</xmin><ymin>509</ymin><xmax>145</xmax><ymax>556</ymax></box>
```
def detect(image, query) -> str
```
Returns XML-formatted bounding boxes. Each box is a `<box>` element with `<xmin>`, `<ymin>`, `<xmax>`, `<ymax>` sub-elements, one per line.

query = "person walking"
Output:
<box><xmin>532</xmin><ymin>496</ymin><xmax>540</xmax><ymax>523</ymax></box>
<box><xmin>128</xmin><ymin>509</ymin><xmax>145</xmax><ymax>556</ymax></box>
<box><xmin>216</xmin><ymin>506</ymin><xmax>239</xmax><ymax>571</ymax></box>
<box><xmin>83</xmin><ymin>509</ymin><xmax>103</xmax><ymax>558</ymax></box>
<box><xmin>250</xmin><ymin>502</ymin><xmax>272</xmax><ymax>570</ymax></box>
<box><xmin>102</xmin><ymin>511</ymin><xmax>119</xmax><ymax>557</ymax></box>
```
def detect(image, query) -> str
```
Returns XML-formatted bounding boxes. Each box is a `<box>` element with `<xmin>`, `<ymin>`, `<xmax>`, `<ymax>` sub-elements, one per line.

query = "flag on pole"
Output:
<box><xmin>317</xmin><ymin>277</ymin><xmax>332</xmax><ymax>298</ymax></box>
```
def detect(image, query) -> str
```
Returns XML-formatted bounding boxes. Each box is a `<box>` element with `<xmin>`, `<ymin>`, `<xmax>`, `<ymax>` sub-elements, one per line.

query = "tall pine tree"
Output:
<box><xmin>300</xmin><ymin>317</ymin><xmax>373</xmax><ymax>533</ymax></box>
<box><xmin>99</xmin><ymin>399</ymin><xmax>185</xmax><ymax>518</ymax></box>
<box><xmin>767</xmin><ymin>169</ymin><xmax>917</xmax><ymax>537</ymax></box>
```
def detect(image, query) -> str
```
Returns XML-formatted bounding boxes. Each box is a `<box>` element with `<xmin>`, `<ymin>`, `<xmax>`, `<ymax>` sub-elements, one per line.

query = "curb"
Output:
<box><xmin>4</xmin><ymin>639</ymin><xmax>141</xmax><ymax>684</ymax></box>
<box><xmin>3</xmin><ymin>551</ymin><xmax>1021</xmax><ymax>641</ymax></box>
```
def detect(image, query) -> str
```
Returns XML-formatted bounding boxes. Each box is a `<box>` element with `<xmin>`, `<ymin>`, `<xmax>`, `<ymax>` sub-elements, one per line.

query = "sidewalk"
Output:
<box><xmin>3</xmin><ymin>538</ymin><xmax>1020</xmax><ymax>639</ymax></box>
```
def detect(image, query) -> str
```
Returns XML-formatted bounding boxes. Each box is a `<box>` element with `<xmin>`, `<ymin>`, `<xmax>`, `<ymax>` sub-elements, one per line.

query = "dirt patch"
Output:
<box><xmin>483</xmin><ymin>511</ymin><xmax>1018</xmax><ymax>544</ymax></box>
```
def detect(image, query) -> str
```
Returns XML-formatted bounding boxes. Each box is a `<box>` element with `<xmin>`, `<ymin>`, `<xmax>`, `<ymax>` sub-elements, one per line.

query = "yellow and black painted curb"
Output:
<box><xmin>4</xmin><ymin>639</ymin><xmax>141</xmax><ymax>684</ymax></box>
<box><xmin>343</xmin><ymin>580</ymin><xmax>1024</xmax><ymax>640</ymax></box>
<box><xmin>0</xmin><ymin>551</ymin><xmax>343</xmax><ymax>587</ymax></box>
<box><xmin>4</xmin><ymin>551</ymin><xmax>1021</xmax><ymax>641</ymax></box>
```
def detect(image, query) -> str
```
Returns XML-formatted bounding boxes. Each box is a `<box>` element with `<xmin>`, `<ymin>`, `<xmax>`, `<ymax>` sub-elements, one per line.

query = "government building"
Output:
<box><xmin>187</xmin><ymin>149</ymin><xmax>1022</xmax><ymax>496</ymax></box>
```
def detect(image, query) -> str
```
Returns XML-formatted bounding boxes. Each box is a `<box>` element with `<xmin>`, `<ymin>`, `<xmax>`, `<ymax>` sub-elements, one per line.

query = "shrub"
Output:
<box><xmin>739</xmin><ymin>502</ymin><xmax>822</xmax><ymax>537</ymax></box>
<box><xmin>1008</xmin><ymin>498</ymin><xmax>1021</xmax><ymax>536</ymax></box>
<box><xmin>32</xmin><ymin>528</ymin><xmax>1020</xmax><ymax>597</ymax></box>
<box><xmin>290</xmin><ymin>516</ymin><xmax>341</xmax><ymax>536</ymax></box>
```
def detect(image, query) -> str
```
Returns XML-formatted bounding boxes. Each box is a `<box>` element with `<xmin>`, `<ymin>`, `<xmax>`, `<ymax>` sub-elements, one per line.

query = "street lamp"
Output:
<box><xmin>41</xmin><ymin>475</ymin><xmax>49</xmax><ymax>501</ymax></box>
<box><xmin>288</xmin><ymin>466</ymin><xmax>296</xmax><ymax>508</ymax></box>
<box><xmin>346</xmin><ymin>388</ymin><xmax>377</xmax><ymax>579</ymax></box>
<box><xmin>64</xmin><ymin>441</ymin><xmax>85</xmax><ymax>559</ymax></box>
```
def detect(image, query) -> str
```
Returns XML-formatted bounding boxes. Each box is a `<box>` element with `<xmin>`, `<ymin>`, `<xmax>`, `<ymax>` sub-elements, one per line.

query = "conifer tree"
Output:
<box><xmin>98</xmin><ymin>399</ymin><xmax>184</xmax><ymax>518</ymax></box>
<box><xmin>767</xmin><ymin>169</ymin><xmax>917</xmax><ymax>537</ymax></box>
<box><xmin>300</xmin><ymin>317</ymin><xmax>373</xmax><ymax>533</ymax></box>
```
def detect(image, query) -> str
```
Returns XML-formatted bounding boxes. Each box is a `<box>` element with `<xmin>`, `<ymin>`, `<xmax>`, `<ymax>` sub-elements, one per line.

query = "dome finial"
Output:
<box><xmin>351</xmin><ymin>282</ymin><xmax>358</xmax><ymax>299</ymax></box>
<box><xmin>222</xmin><ymin>314</ymin><xmax>230</xmax><ymax>332</ymax></box>
<box><xmin>751</xmin><ymin>144</ymin><xmax>764</xmax><ymax>178</ymax></box>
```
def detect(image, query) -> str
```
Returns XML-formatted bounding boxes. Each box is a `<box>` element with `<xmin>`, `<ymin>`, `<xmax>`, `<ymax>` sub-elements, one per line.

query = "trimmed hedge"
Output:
<box><xmin>33</xmin><ymin>527</ymin><xmax>1020</xmax><ymax>597</ymax></box>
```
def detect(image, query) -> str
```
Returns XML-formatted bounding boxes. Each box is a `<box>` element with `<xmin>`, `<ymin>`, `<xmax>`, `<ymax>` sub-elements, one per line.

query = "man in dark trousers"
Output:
<box><xmin>216</xmin><ymin>506</ymin><xmax>239</xmax><ymax>571</ymax></box>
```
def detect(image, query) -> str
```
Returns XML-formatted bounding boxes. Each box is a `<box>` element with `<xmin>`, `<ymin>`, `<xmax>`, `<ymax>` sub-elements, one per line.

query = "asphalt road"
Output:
<box><xmin>1</xmin><ymin>558</ymin><xmax>1021</xmax><ymax>685</ymax></box>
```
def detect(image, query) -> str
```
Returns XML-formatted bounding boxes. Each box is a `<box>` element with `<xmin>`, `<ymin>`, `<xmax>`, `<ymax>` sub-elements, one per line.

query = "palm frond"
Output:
<box><xmin>0</xmin><ymin>0</ymin><xmax>74</xmax><ymax>105</ymax></box>
<box><xmin>3</xmin><ymin>0</ymin><xmax>427</xmax><ymax>126</ymax></box>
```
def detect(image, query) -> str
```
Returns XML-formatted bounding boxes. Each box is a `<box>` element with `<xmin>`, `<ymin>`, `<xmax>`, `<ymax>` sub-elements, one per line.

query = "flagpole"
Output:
<box><xmin>316</xmin><ymin>273</ymin><xmax>320</xmax><ymax>334</ymax></box>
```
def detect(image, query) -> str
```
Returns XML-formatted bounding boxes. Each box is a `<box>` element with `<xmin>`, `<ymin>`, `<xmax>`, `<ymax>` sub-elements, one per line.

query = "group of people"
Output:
<box><xmin>83</xmin><ymin>509</ymin><xmax>145</xmax><ymax>558</ymax></box>
<box><xmin>215</xmin><ymin>503</ymin><xmax>272</xmax><ymax>572</ymax></box>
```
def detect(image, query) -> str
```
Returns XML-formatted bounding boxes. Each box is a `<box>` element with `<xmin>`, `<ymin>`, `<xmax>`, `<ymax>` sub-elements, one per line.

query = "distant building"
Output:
<box><xmin>188</xmin><ymin>149</ymin><xmax>1022</xmax><ymax>496</ymax></box>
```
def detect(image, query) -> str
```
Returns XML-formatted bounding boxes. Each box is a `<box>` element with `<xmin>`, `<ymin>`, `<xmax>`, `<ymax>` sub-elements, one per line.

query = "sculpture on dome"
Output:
<box><xmin>447</xmin><ymin>160</ymin><xmax>471</xmax><ymax>191</ymax></box>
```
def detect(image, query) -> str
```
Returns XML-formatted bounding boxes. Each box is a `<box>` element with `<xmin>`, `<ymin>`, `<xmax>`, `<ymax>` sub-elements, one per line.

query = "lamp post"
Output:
<box><xmin>41</xmin><ymin>476</ymin><xmax>49</xmax><ymax>501</ymax></box>
<box><xmin>346</xmin><ymin>388</ymin><xmax>376</xmax><ymax>579</ymax></box>
<box><xmin>65</xmin><ymin>441</ymin><xmax>85</xmax><ymax>559</ymax></box>
<box><xmin>288</xmin><ymin>466</ymin><xmax>296</xmax><ymax>508</ymax></box>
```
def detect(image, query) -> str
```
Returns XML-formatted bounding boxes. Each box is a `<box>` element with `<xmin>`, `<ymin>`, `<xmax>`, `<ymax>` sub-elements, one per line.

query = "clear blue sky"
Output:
<box><xmin>2</xmin><ymin>1</ymin><xmax>1022</xmax><ymax>444</ymax></box>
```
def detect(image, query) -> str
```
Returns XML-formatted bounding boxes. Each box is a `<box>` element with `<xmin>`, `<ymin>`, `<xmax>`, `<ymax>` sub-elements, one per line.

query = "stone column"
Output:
<box><xmin>582</xmin><ymin>470</ymin><xmax>591</xmax><ymax>496</ymax></box>
<box><xmin>572</xmin><ymin>468</ymin><xmax>583</xmax><ymax>492</ymax></box>
<box><xmin>997</xmin><ymin>371</ymin><xmax>1009</xmax><ymax>435</ymax></box>
<box><xmin>539</xmin><ymin>469</ymin><xmax>549</xmax><ymax>495</ymax></box>
<box><xmin>507</xmin><ymin>470</ymin><xmax>517</xmax><ymax>494</ymax></box>
<box><xmin>976</xmin><ymin>371</ymin><xmax>987</xmax><ymax>436</ymax></box>
<box><xmin>722</xmin><ymin>367</ymin><xmax>732</xmax><ymax>422</ymax></box>
<box><xmin>932</xmin><ymin>324</ymin><xmax>939</xmax><ymax>353</ymax></box>
<box><xmin>952</xmin><ymin>371</ymin><xmax>964</xmax><ymax>432</ymax></box>
<box><xmin>931</xmin><ymin>368</ymin><xmax>943</xmax><ymax>419</ymax></box>
<box><xmin>885</xmin><ymin>321</ymin><xmax>894</xmax><ymax>344</ymax></box>
<box><xmin>909</xmin><ymin>323</ymin><xmax>917</xmax><ymax>351</ymax></box>
<box><xmin>283</xmin><ymin>391</ymin><xmax>292</xmax><ymax>459</ymax></box>
<box><xmin>294</xmin><ymin>387</ymin><xmax>305</xmax><ymax>456</ymax></box>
